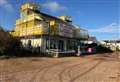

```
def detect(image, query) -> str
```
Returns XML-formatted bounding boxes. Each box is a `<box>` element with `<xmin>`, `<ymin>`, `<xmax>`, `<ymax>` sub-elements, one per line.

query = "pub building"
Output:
<box><xmin>10</xmin><ymin>3</ymin><xmax>89</xmax><ymax>57</ymax></box>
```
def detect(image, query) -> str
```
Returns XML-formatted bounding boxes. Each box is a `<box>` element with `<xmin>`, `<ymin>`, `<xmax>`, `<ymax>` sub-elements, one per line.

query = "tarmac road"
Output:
<box><xmin>0</xmin><ymin>52</ymin><xmax>120</xmax><ymax>82</ymax></box>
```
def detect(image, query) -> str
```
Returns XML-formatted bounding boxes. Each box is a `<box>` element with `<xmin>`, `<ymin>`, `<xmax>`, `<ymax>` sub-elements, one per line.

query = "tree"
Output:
<box><xmin>0</xmin><ymin>26</ymin><xmax>21</xmax><ymax>55</ymax></box>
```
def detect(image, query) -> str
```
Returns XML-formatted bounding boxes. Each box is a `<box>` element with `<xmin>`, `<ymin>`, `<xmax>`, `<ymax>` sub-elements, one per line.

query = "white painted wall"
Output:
<box><xmin>21</xmin><ymin>38</ymin><xmax>42</xmax><ymax>47</ymax></box>
<box><xmin>99</xmin><ymin>41</ymin><xmax>120</xmax><ymax>50</ymax></box>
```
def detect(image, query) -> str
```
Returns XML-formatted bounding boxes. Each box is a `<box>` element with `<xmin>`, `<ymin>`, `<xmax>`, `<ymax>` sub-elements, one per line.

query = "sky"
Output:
<box><xmin>0</xmin><ymin>0</ymin><xmax>119</xmax><ymax>40</ymax></box>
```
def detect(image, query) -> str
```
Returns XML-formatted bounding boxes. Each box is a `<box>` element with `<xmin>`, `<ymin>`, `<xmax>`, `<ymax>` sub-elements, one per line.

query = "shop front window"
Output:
<box><xmin>46</xmin><ymin>39</ymin><xmax>57</xmax><ymax>49</ymax></box>
<box><xmin>59</xmin><ymin>40</ymin><xmax>64</xmax><ymax>51</ymax></box>
<box><xmin>67</xmin><ymin>40</ymin><xmax>75</xmax><ymax>50</ymax></box>
<box><xmin>50</xmin><ymin>39</ymin><xmax>56</xmax><ymax>49</ymax></box>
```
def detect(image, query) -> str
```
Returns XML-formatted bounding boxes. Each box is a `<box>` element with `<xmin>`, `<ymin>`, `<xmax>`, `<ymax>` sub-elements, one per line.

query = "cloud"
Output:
<box><xmin>88</xmin><ymin>23</ymin><xmax>120</xmax><ymax>33</ymax></box>
<box><xmin>0</xmin><ymin>0</ymin><xmax>14</xmax><ymax>12</ymax></box>
<box><xmin>42</xmin><ymin>1</ymin><xmax>67</xmax><ymax>13</ymax></box>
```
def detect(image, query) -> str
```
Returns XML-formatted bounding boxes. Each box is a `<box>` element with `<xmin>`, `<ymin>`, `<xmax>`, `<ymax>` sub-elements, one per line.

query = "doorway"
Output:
<box><xmin>58</xmin><ymin>40</ymin><xmax>64</xmax><ymax>51</ymax></box>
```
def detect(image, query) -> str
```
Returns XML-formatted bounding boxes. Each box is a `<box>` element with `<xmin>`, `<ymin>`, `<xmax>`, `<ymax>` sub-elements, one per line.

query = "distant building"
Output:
<box><xmin>101</xmin><ymin>40</ymin><xmax>120</xmax><ymax>51</ymax></box>
<box><xmin>10</xmin><ymin>3</ymin><xmax>89</xmax><ymax>53</ymax></box>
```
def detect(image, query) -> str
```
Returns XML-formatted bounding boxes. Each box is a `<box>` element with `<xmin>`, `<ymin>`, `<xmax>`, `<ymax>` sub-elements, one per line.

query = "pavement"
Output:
<box><xmin>0</xmin><ymin>52</ymin><xmax>120</xmax><ymax>82</ymax></box>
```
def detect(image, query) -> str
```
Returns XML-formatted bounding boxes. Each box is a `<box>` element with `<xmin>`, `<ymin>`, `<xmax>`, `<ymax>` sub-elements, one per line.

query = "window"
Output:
<box><xmin>46</xmin><ymin>39</ymin><xmax>56</xmax><ymax>49</ymax></box>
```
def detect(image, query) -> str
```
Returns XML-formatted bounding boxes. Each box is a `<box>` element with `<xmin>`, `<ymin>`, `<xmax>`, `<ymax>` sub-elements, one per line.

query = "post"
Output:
<box><xmin>76</xmin><ymin>46</ymin><xmax>81</xmax><ymax>56</ymax></box>
<box><xmin>48</xmin><ymin>22</ymin><xmax>50</xmax><ymax>51</ymax></box>
<box><xmin>45</xmin><ymin>21</ymin><xmax>50</xmax><ymax>51</ymax></box>
<box><xmin>64</xmin><ymin>40</ymin><xmax>67</xmax><ymax>51</ymax></box>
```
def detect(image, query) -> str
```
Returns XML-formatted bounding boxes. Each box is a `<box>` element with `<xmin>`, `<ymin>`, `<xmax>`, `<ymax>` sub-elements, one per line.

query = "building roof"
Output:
<box><xmin>103</xmin><ymin>40</ymin><xmax>120</xmax><ymax>43</ymax></box>
<box><xmin>88</xmin><ymin>36</ymin><xmax>97</xmax><ymax>41</ymax></box>
<box><xmin>33</xmin><ymin>10</ymin><xmax>75</xmax><ymax>28</ymax></box>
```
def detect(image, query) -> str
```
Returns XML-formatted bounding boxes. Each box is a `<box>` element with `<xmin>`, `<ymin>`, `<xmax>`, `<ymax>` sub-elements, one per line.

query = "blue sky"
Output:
<box><xmin>0</xmin><ymin>0</ymin><xmax>119</xmax><ymax>40</ymax></box>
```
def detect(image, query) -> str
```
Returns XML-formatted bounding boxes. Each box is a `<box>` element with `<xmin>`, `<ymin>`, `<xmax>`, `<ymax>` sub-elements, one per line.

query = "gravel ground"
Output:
<box><xmin>0</xmin><ymin>52</ymin><xmax>120</xmax><ymax>82</ymax></box>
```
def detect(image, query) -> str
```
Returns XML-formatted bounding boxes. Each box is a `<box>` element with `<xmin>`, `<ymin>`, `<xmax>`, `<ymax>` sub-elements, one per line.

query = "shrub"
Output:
<box><xmin>0</xmin><ymin>27</ymin><xmax>21</xmax><ymax>56</ymax></box>
<box><xmin>96</xmin><ymin>45</ymin><xmax>113</xmax><ymax>53</ymax></box>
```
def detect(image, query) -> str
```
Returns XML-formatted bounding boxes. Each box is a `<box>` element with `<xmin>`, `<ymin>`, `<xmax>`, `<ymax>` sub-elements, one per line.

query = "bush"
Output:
<box><xmin>0</xmin><ymin>27</ymin><xmax>21</xmax><ymax>56</ymax></box>
<box><xmin>96</xmin><ymin>45</ymin><xmax>113</xmax><ymax>53</ymax></box>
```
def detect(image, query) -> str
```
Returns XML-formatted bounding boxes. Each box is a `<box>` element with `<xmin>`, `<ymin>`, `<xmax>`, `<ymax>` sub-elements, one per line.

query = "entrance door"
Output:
<box><xmin>58</xmin><ymin>40</ymin><xmax>64</xmax><ymax>51</ymax></box>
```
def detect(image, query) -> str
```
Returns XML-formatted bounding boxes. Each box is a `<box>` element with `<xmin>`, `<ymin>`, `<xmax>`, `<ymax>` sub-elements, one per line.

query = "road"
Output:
<box><xmin>0</xmin><ymin>52</ymin><xmax>120</xmax><ymax>82</ymax></box>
